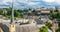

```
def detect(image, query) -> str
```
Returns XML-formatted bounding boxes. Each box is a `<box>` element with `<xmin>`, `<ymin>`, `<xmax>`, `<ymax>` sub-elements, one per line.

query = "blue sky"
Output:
<box><xmin>0</xmin><ymin>0</ymin><xmax>60</xmax><ymax>9</ymax></box>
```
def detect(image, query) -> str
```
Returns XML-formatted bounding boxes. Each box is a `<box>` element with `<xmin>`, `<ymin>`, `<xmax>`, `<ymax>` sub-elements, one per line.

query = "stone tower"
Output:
<box><xmin>9</xmin><ymin>24</ymin><xmax>16</xmax><ymax>32</ymax></box>
<box><xmin>9</xmin><ymin>0</ymin><xmax>16</xmax><ymax>32</ymax></box>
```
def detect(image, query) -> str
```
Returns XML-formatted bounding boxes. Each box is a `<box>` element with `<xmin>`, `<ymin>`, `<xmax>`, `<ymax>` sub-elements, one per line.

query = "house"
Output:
<box><xmin>33</xmin><ymin>8</ymin><xmax>50</xmax><ymax>16</ymax></box>
<box><xmin>50</xmin><ymin>19</ymin><xmax>58</xmax><ymax>32</ymax></box>
<box><xmin>51</xmin><ymin>23</ymin><xmax>58</xmax><ymax>32</ymax></box>
<box><xmin>40</xmin><ymin>9</ymin><xmax>50</xmax><ymax>15</ymax></box>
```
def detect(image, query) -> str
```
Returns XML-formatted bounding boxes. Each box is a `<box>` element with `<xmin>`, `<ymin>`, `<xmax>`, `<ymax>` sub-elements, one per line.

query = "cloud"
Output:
<box><xmin>0</xmin><ymin>0</ymin><xmax>12</xmax><ymax>5</ymax></box>
<box><xmin>0</xmin><ymin>0</ymin><xmax>60</xmax><ymax>9</ymax></box>
<box><xmin>27</xmin><ymin>2</ymin><xmax>39</xmax><ymax>5</ymax></box>
<box><xmin>43</xmin><ymin>0</ymin><xmax>60</xmax><ymax>5</ymax></box>
<box><xmin>17</xmin><ymin>0</ymin><xmax>39</xmax><ymax>5</ymax></box>
<box><xmin>3</xmin><ymin>0</ymin><xmax>12</xmax><ymax>3</ymax></box>
<box><xmin>55</xmin><ymin>0</ymin><xmax>60</xmax><ymax>4</ymax></box>
<box><xmin>43</xmin><ymin>0</ymin><xmax>55</xmax><ymax>3</ymax></box>
<box><xmin>3</xmin><ymin>0</ymin><xmax>12</xmax><ymax>4</ymax></box>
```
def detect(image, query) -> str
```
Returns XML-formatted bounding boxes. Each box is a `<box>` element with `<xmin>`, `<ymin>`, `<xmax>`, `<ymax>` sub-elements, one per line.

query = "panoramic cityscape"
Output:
<box><xmin>0</xmin><ymin>0</ymin><xmax>60</xmax><ymax>32</ymax></box>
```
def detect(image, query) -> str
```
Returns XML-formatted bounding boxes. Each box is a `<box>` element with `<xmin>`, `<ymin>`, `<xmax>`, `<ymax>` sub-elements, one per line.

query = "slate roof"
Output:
<box><xmin>0</xmin><ymin>23</ymin><xmax>9</xmax><ymax>32</ymax></box>
<box><xmin>35</xmin><ymin>19</ymin><xmax>45</xmax><ymax>24</ymax></box>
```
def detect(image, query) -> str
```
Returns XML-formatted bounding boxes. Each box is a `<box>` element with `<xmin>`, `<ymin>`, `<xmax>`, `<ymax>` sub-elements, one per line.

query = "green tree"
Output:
<box><xmin>32</xmin><ymin>9</ymin><xmax>35</xmax><ymax>12</ymax></box>
<box><xmin>40</xmin><ymin>26</ymin><xmax>48</xmax><ymax>32</ymax></box>
<box><xmin>50</xmin><ymin>9</ymin><xmax>60</xmax><ymax>32</ymax></box>
<box><xmin>6</xmin><ymin>7</ymin><xmax>12</xmax><ymax>16</ymax></box>
<box><xmin>14</xmin><ymin>10</ymin><xmax>19</xmax><ymax>17</ymax></box>
<box><xmin>14</xmin><ymin>9</ymin><xmax>23</xmax><ymax>18</ymax></box>
<box><xmin>24</xmin><ymin>9</ymin><xmax>28</xmax><ymax>12</ymax></box>
<box><xmin>56</xmin><ymin>28</ymin><xmax>60</xmax><ymax>32</ymax></box>
<box><xmin>17</xmin><ymin>10</ymin><xmax>23</xmax><ymax>13</ymax></box>
<box><xmin>45</xmin><ymin>21</ymin><xmax>52</xmax><ymax>29</ymax></box>
<box><xmin>0</xmin><ymin>9</ymin><xmax>3</xmax><ymax>15</ymax></box>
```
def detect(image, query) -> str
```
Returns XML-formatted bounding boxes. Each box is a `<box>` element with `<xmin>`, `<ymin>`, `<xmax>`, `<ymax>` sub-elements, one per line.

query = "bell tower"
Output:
<box><xmin>9</xmin><ymin>0</ymin><xmax>16</xmax><ymax>32</ymax></box>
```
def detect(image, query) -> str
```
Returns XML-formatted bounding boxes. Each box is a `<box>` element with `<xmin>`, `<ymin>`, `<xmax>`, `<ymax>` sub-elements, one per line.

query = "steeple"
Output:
<box><xmin>9</xmin><ymin>0</ymin><xmax>16</xmax><ymax>32</ymax></box>
<box><xmin>10</xmin><ymin>0</ymin><xmax>14</xmax><ymax>24</ymax></box>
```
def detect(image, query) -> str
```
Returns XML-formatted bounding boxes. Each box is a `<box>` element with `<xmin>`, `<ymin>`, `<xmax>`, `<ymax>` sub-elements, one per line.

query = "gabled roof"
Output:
<box><xmin>35</xmin><ymin>19</ymin><xmax>45</xmax><ymax>24</ymax></box>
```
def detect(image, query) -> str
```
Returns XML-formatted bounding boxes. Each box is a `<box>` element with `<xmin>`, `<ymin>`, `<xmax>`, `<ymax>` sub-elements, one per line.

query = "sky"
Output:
<box><xmin>0</xmin><ymin>0</ymin><xmax>60</xmax><ymax>9</ymax></box>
